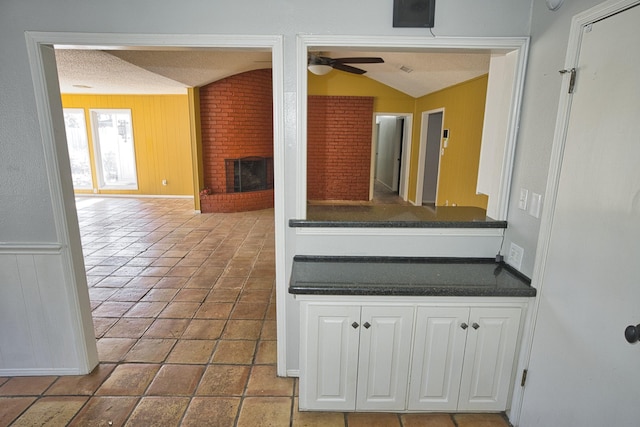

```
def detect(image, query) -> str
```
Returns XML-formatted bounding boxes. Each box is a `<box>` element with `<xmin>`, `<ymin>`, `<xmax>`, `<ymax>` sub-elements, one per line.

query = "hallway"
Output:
<box><xmin>0</xmin><ymin>197</ymin><xmax>510</xmax><ymax>426</ymax></box>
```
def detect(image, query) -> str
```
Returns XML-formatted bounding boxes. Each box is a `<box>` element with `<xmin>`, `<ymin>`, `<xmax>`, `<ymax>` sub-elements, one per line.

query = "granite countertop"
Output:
<box><xmin>289</xmin><ymin>256</ymin><xmax>536</xmax><ymax>297</ymax></box>
<box><xmin>290</xmin><ymin>205</ymin><xmax>507</xmax><ymax>228</ymax></box>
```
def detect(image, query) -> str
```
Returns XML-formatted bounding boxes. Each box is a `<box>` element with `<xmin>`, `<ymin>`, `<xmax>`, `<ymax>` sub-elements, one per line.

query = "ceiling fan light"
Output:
<box><xmin>308</xmin><ymin>64</ymin><xmax>332</xmax><ymax>75</ymax></box>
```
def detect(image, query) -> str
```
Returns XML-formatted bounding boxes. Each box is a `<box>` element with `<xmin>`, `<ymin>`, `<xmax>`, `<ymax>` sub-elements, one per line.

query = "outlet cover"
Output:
<box><xmin>507</xmin><ymin>242</ymin><xmax>524</xmax><ymax>270</ymax></box>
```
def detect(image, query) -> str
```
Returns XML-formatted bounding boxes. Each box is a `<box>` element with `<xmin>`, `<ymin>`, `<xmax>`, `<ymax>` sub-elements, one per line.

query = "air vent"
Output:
<box><xmin>399</xmin><ymin>65</ymin><xmax>413</xmax><ymax>73</ymax></box>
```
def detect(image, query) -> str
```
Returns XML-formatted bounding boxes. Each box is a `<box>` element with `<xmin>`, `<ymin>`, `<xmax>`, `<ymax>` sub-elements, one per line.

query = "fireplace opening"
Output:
<box><xmin>226</xmin><ymin>156</ymin><xmax>274</xmax><ymax>193</ymax></box>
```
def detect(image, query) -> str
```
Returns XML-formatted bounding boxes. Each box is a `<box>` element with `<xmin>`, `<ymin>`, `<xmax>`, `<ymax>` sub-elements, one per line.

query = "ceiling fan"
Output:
<box><xmin>307</xmin><ymin>54</ymin><xmax>384</xmax><ymax>75</ymax></box>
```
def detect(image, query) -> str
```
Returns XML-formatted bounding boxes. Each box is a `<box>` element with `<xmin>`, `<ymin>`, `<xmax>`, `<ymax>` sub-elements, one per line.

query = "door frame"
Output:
<box><xmin>414</xmin><ymin>108</ymin><xmax>444</xmax><ymax>206</ymax></box>
<box><xmin>370</xmin><ymin>112</ymin><xmax>413</xmax><ymax>201</ymax></box>
<box><xmin>25</xmin><ymin>31</ymin><xmax>286</xmax><ymax>375</ymax></box>
<box><xmin>509</xmin><ymin>0</ymin><xmax>640</xmax><ymax>424</ymax></box>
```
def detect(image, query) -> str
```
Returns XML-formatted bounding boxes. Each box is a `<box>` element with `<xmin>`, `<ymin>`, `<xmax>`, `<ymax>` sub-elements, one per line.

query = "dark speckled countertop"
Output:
<box><xmin>289</xmin><ymin>256</ymin><xmax>536</xmax><ymax>297</ymax></box>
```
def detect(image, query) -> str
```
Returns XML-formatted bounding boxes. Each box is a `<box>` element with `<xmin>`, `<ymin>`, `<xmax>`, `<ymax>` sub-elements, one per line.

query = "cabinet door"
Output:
<box><xmin>356</xmin><ymin>306</ymin><xmax>414</xmax><ymax>411</ymax></box>
<box><xmin>458</xmin><ymin>307</ymin><xmax>522</xmax><ymax>411</ymax></box>
<box><xmin>300</xmin><ymin>304</ymin><xmax>361</xmax><ymax>411</ymax></box>
<box><xmin>407</xmin><ymin>306</ymin><xmax>469</xmax><ymax>411</ymax></box>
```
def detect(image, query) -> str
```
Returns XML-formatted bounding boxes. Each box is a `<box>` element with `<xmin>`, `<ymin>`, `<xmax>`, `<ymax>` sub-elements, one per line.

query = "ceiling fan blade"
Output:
<box><xmin>333</xmin><ymin>57</ymin><xmax>384</xmax><ymax>64</ymax></box>
<box><xmin>332</xmin><ymin>63</ymin><xmax>367</xmax><ymax>75</ymax></box>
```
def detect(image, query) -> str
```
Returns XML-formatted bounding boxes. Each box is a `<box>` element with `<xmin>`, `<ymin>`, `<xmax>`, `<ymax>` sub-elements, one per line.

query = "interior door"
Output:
<box><xmin>520</xmin><ymin>4</ymin><xmax>640</xmax><ymax>426</ymax></box>
<box><xmin>422</xmin><ymin>111</ymin><xmax>443</xmax><ymax>204</ymax></box>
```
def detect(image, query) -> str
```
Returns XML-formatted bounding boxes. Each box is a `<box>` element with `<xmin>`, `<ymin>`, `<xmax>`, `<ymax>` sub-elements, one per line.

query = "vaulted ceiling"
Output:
<box><xmin>55</xmin><ymin>47</ymin><xmax>490</xmax><ymax>98</ymax></box>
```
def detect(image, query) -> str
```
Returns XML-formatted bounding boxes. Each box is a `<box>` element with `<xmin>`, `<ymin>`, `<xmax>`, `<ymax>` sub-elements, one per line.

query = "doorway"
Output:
<box><xmin>415</xmin><ymin>109</ymin><xmax>444</xmax><ymax>206</ymax></box>
<box><xmin>25</xmin><ymin>32</ymin><xmax>285</xmax><ymax>375</ymax></box>
<box><xmin>372</xmin><ymin>114</ymin><xmax>411</xmax><ymax>202</ymax></box>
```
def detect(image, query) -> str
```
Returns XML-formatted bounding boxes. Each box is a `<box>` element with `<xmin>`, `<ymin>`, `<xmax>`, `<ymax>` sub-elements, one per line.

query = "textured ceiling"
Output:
<box><xmin>55</xmin><ymin>47</ymin><xmax>490</xmax><ymax>98</ymax></box>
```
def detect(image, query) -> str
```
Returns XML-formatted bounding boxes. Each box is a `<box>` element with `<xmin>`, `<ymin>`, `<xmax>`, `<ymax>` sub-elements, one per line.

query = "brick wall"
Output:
<box><xmin>307</xmin><ymin>96</ymin><xmax>374</xmax><ymax>201</ymax></box>
<box><xmin>199</xmin><ymin>69</ymin><xmax>274</xmax><ymax>212</ymax></box>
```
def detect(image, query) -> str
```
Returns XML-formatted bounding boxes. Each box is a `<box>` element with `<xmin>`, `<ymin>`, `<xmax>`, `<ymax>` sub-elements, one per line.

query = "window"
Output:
<box><xmin>63</xmin><ymin>109</ymin><xmax>93</xmax><ymax>189</ymax></box>
<box><xmin>90</xmin><ymin>109</ymin><xmax>138</xmax><ymax>189</ymax></box>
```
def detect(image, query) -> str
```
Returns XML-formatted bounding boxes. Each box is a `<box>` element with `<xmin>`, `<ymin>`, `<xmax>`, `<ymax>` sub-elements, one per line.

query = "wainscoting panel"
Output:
<box><xmin>0</xmin><ymin>246</ymin><xmax>96</xmax><ymax>376</ymax></box>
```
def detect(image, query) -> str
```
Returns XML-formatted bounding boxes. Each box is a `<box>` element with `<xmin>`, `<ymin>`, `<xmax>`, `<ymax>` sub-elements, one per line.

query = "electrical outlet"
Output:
<box><xmin>507</xmin><ymin>243</ymin><xmax>524</xmax><ymax>270</ymax></box>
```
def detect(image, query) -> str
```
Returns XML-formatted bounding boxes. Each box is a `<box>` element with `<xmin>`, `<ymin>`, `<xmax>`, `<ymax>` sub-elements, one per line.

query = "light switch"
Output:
<box><xmin>518</xmin><ymin>188</ymin><xmax>529</xmax><ymax>210</ymax></box>
<box><xmin>529</xmin><ymin>192</ymin><xmax>543</xmax><ymax>218</ymax></box>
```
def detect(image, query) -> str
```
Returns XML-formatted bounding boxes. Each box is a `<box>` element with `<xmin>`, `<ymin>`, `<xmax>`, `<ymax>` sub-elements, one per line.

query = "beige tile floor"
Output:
<box><xmin>0</xmin><ymin>197</ymin><xmax>512</xmax><ymax>427</ymax></box>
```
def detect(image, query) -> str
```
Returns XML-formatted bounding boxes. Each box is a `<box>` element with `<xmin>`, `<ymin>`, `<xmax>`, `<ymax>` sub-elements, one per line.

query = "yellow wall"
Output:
<box><xmin>410</xmin><ymin>75</ymin><xmax>488</xmax><ymax>208</ymax></box>
<box><xmin>61</xmin><ymin>94</ymin><xmax>194</xmax><ymax>196</ymax></box>
<box><xmin>308</xmin><ymin>72</ymin><xmax>415</xmax><ymax>113</ymax></box>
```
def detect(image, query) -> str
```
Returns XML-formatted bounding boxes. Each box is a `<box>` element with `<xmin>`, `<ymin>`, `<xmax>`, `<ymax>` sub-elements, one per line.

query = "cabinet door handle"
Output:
<box><xmin>460</xmin><ymin>323</ymin><xmax>468</xmax><ymax>330</ymax></box>
<box><xmin>472</xmin><ymin>323</ymin><xmax>480</xmax><ymax>330</ymax></box>
<box><xmin>352</xmin><ymin>322</ymin><xmax>359</xmax><ymax>329</ymax></box>
<box><xmin>363</xmin><ymin>322</ymin><xmax>371</xmax><ymax>329</ymax></box>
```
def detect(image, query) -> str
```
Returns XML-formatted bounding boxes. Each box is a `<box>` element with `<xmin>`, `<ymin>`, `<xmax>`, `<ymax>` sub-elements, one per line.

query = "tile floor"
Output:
<box><xmin>0</xmin><ymin>197</ymin><xmax>512</xmax><ymax>427</ymax></box>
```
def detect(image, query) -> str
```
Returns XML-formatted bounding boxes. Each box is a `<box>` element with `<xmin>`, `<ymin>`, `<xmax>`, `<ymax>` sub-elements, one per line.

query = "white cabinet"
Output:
<box><xmin>299</xmin><ymin>299</ymin><xmax>524</xmax><ymax>413</ymax></box>
<box><xmin>299</xmin><ymin>303</ymin><xmax>414</xmax><ymax>411</ymax></box>
<box><xmin>408</xmin><ymin>306</ymin><xmax>522</xmax><ymax>411</ymax></box>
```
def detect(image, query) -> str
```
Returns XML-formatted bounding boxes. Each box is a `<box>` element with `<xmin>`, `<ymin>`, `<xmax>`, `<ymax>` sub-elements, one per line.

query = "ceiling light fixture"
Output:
<box><xmin>307</xmin><ymin>64</ymin><xmax>333</xmax><ymax>75</ymax></box>
<box><xmin>72</xmin><ymin>84</ymin><xmax>93</xmax><ymax>89</ymax></box>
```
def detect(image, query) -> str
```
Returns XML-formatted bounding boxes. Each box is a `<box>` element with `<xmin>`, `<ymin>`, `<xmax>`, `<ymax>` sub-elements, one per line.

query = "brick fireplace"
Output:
<box><xmin>199</xmin><ymin>69</ymin><xmax>274</xmax><ymax>213</ymax></box>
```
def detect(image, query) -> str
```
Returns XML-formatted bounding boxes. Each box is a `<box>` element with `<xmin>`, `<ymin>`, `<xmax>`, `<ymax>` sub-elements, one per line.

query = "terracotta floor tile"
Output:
<box><xmin>68</xmin><ymin>396</ymin><xmax>138</xmax><ymax>427</ymax></box>
<box><xmin>108</xmin><ymin>288</ymin><xmax>149</xmax><ymax>302</ymax></box>
<box><xmin>211</xmin><ymin>340</ymin><xmax>256</xmax><ymax>364</ymax></box>
<box><xmin>236</xmin><ymin>396</ymin><xmax>292</xmax><ymax>427</ymax></box>
<box><xmin>214</xmin><ymin>276</ymin><xmax>245</xmax><ymax>289</ymax></box>
<box><xmin>89</xmin><ymin>287</ymin><xmax>117</xmax><ymax>301</ymax></box>
<box><xmin>92</xmin><ymin>301</ymin><xmax>135</xmax><ymax>317</ymax></box>
<box><xmin>46</xmin><ymin>364</ymin><xmax>116</xmax><ymax>395</ymax></box>
<box><xmin>151</xmin><ymin>257</ymin><xmax>181</xmax><ymax>267</ymax></box>
<box><xmin>196</xmin><ymin>365</ymin><xmax>250</xmax><ymax>396</ymax></box>
<box><xmin>123</xmin><ymin>301</ymin><xmax>167</xmax><ymax>318</ymax></box>
<box><xmin>260</xmin><ymin>320</ymin><xmax>277</xmax><ymax>340</ymax></box>
<box><xmin>104</xmin><ymin>318</ymin><xmax>153</xmax><ymax>338</ymax></box>
<box><xmin>96</xmin><ymin>364</ymin><xmax>160</xmax><ymax>396</ymax></box>
<box><xmin>173</xmin><ymin>288</ymin><xmax>209</xmax><ymax>302</ymax></box>
<box><xmin>167</xmin><ymin>266</ymin><xmax>199</xmax><ymax>277</ymax></box>
<box><xmin>255</xmin><ymin>340</ymin><xmax>277</xmax><ymax>364</ymax></box>
<box><xmin>0</xmin><ymin>376</ymin><xmax>57</xmax><ymax>396</ymax></box>
<box><xmin>231</xmin><ymin>302</ymin><xmax>268</xmax><ymax>319</ymax></box>
<box><xmin>292</xmin><ymin>398</ymin><xmax>345</xmax><ymax>427</ymax></box>
<box><xmin>124</xmin><ymin>396</ymin><xmax>189</xmax><ymax>427</ymax></box>
<box><xmin>346</xmin><ymin>412</ymin><xmax>401</xmax><ymax>427</ymax></box>
<box><xmin>195</xmin><ymin>302</ymin><xmax>234</xmax><ymax>319</ymax></box>
<box><xmin>183</xmin><ymin>275</ymin><xmax>217</xmax><ymax>289</ymax></box>
<box><xmin>141</xmin><ymin>288</ymin><xmax>179</xmax><ymax>302</ymax></box>
<box><xmin>182</xmin><ymin>319</ymin><xmax>226</xmax><ymax>340</ymax></box>
<box><xmin>143</xmin><ymin>318</ymin><xmax>190</xmax><ymax>338</ymax></box>
<box><xmin>240</xmin><ymin>289</ymin><xmax>272</xmax><ymax>303</ymax></box>
<box><xmin>246</xmin><ymin>365</ymin><xmax>294</xmax><ymax>396</ymax></box>
<box><xmin>165</xmin><ymin>339</ymin><xmax>216</xmax><ymax>364</ymax></box>
<box><xmin>205</xmin><ymin>288</ymin><xmax>242</xmax><ymax>302</ymax></box>
<box><xmin>11</xmin><ymin>396</ymin><xmax>87</xmax><ymax>426</ymax></box>
<box><xmin>146</xmin><ymin>364</ymin><xmax>205</xmax><ymax>396</ymax></box>
<box><xmin>401</xmin><ymin>413</ymin><xmax>457</xmax><ymax>427</ymax></box>
<box><xmin>93</xmin><ymin>317</ymin><xmax>118</xmax><ymax>338</ymax></box>
<box><xmin>181</xmin><ymin>397</ymin><xmax>241</xmax><ymax>427</ymax></box>
<box><xmin>96</xmin><ymin>337</ymin><xmax>137</xmax><ymax>362</ymax></box>
<box><xmin>125</xmin><ymin>276</ymin><xmax>160</xmax><ymax>288</ymax></box>
<box><xmin>158</xmin><ymin>301</ymin><xmax>200</xmax><ymax>318</ymax></box>
<box><xmin>123</xmin><ymin>338</ymin><xmax>176</xmax><ymax>363</ymax></box>
<box><xmin>0</xmin><ymin>397</ymin><xmax>37</xmax><ymax>426</ymax></box>
<box><xmin>154</xmin><ymin>276</ymin><xmax>189</xmax><ymax>289</ymax></box>
<box><xmin>453</xmin><ymin>413</ymin><xmax>511</xmax><ymax>427</ymax></box>
<box><xmin>223</xmin><ymin>320</ymin><xmax>263</xmax><ymax>339</ymax></box>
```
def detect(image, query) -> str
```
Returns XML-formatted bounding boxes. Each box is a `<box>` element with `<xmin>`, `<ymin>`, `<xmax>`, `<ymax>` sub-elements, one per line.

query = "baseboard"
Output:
<box><xmin>286</xmin><ymin>369</ymin><xmax>300</xmax><ymax>378</ymax></box>
<box><xmin>0</xmin><ymin>367</ymin><xmax>90</xmax><ymax>376</ymax></box>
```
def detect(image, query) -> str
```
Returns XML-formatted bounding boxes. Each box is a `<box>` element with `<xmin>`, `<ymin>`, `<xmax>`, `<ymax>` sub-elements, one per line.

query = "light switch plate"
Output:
<box><xmin>518</xmin><ymin>188</ymin><xmax>529</xmax><ymax>210</ymax></box>
<box><xmin>529</xmin><ymin>193</ymin><xmax>543</xmax><ymax>218</ymax></box>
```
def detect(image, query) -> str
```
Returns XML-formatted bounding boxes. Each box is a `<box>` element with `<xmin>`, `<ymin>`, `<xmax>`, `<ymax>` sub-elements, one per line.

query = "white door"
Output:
<box><xmin>300</xmin><ymin>304</ymin><xmax>360</xmax><ymax>411</ymax></box>
<box><xmin>357</xmin><ymin>306</ymin><xmax>414</xmax><ymax>411</ymax></box>
<box><xmin>458</xmin><ymin>307</ymin><xmax>521</xmax><ymax>411</ymax></box>
<box><xmin>520</xmin><ymin>4</ymin><xmax>640</xmax><ymax>426</ymax></box>
<box><xmin>408</xmin><ymin>306</ymin><xmax>468</xmax><ymax>411</ymax></box>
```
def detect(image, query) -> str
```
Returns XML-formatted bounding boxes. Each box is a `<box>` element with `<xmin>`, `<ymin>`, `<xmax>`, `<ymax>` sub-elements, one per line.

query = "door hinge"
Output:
<box><xmin>559</xmin><ymin>68</ymin><xmax>576</xmax><ymax>94</ymax></box>
<box><xmin>520</xmin><ymin>369</ymin><xmax>528</xmax><ymax>387</ymax></box>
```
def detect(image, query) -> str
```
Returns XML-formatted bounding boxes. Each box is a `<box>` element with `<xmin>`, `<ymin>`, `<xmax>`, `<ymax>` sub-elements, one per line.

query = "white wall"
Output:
<box><xmin>0</xmin><ymin>0</ymin><xmax>534</xmax><ymax>375</ymax></box>
<box><xmin>504</xmin><ymin>0</ymin><xmax>604</xmax><ymax>278</ymax></box>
